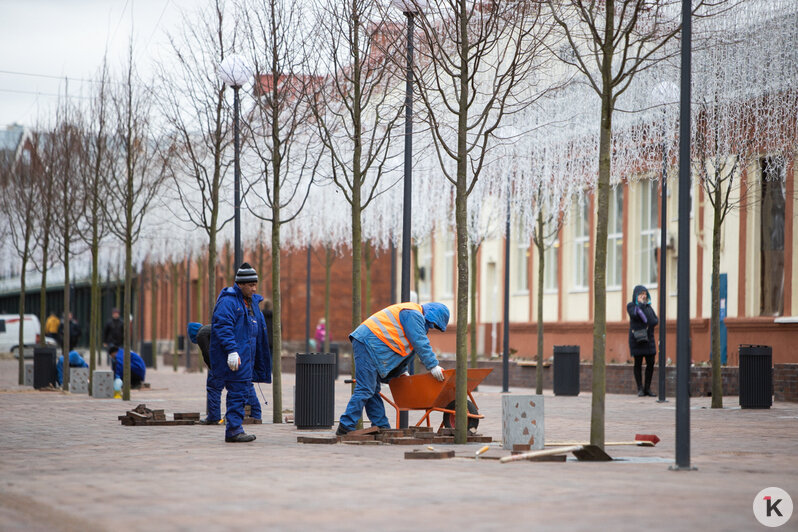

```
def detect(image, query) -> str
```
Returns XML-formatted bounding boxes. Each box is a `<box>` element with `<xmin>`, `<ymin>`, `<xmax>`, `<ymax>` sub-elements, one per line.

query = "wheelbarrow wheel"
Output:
<box><xmin>442</xmin><ymin>400</ymin><xmax>479</xmax><ymax>431</ymax></box>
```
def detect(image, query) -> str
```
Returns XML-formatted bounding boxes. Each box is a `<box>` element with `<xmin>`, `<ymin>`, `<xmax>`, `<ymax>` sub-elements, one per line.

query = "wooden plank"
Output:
<box><xmin>385</xmin><ymin>438</ymin><xmax>426</xmax><ymax>445</ymax></box>
<box><xmin>174</xmin><ymin>412</ymin><xmax>200</xmax><ymax>421</ymax></box>
<box><xmin>405</xmin><ymin>450</ymin><xmax>455</xmax><ymax>460</ymax></box>
<box><xmin>339</xmin><ymin>434</ymin><xmax>376</xmax><ymax>442</ymax></box>
<box><xmin>432</xmin><ymin>436</ymin><xmax>454</xmax><ymax>444</ymax></box>
<box><xmin>297</xmin><ymin>436</ymin><xmax>339</xmax><ymax>444</ymax></box>
<box><xmin>140</xmin><ymin>420</ymin><xmax>196</xmax><ymax>426</ymax></box>
<box><xmin>467</xmin><ymin>436</ymin><xmax>493</xmax><ymax>443</ymax></box>
<box><xmin>242</xmin><ymin>418</ymin><xmax>263</xmax><ymax>425</ymax></box>
<box><xmin>347</xmin><ymin>426</ymin><xmax>380</xmax><ymax>437</ymax></box>
<box><xmin>500</xmin><ymin>445</ymin><xmax>584</xmax><ymax>463</ymax></box>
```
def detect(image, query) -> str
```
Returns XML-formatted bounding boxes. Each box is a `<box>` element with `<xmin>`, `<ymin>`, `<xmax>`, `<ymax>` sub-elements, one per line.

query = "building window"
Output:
<box><xmin>607</xmin><ymin>186</ymin><xmax>623</xmax><ymax>290</ymax></box>
<box><xmin>573</xmin><ymin>199</ymin><xmax>589</xmax><ymax>291</ymax></box>
<box><xmin>514</xmin><ymin>224</ymin><xmax>529</xmax><ymax>293</ymax></box>
<box><xmin>760</xmin><ymin>156</ymin><xmax>785</xmax><ymax>316</ymax></box>
<box><xmin>640</xmin><ymin>179</ymin><xmax>659</xmax><ymax>286</ymax></box>
<box><xmin>544</xmin><ymin>239</ymin><xmax>559</xmax><ymax>293</ymax></box>
<box><xmin>417</xmin><ymin>240</ymin><xmax>432</xmax><ymax>301</ymax></box>
<box><xmin>442</xmin><ymin>232</ymin><xmax>454</xmax><ymax>297</ymax></box>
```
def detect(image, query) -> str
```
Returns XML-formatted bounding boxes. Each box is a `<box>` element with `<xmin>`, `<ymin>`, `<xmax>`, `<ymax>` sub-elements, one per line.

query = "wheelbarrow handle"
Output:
<box><xmin>344</xmin><ymin>379</ymin><xmax>355</xmax><ymax>384</ymax></box>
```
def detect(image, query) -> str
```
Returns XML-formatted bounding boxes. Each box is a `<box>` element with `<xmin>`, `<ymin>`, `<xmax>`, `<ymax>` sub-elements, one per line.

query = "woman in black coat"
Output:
<box><xmin>627</xmin><ymin>285</ymin><xmax>659</xmax><ymax>396</ymax></box>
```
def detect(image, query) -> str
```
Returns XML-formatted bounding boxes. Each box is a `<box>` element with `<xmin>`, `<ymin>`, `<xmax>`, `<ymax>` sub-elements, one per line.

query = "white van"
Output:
<box><xmin>0</xmin><ymin>314</ymin><xmax>58</xmax><ymax>357</ymax></box>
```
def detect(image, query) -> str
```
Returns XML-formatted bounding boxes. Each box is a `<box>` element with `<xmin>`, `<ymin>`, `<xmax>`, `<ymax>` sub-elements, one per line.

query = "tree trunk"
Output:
<box><xmin>172</xmin><ymin>262</ymin><xmax>180</xmax><ymax>373</ymax></box>
<box><xmin>324</xmin><ymin>245</ymin><xmax>333</xmax><ymax>354</ymax></box>
<box><xmin>454</xmin><ymin>0</ymin><xmax>470</xmax><ymax>445</ymax></box>
<box><xmin>536</xmin><ymin>210</ymin><xmax>545</xmax><ymax>395</ymax></box>
<box><xmin>365</xmin><ymin>240</ymin><xmax>373</xmax><ymax>316</ymax></box>
<box><xmin>17</xmin><ymin>247</ymin><xmax>28</xmax><ymax>385</ymax></box>
<box><xmin>469</xmin><ymin>241</ymin><xmax>478</xmax><ymax>368</ymax></box>
<box><xmin>38</xmin><ymin>228</ymin><xmax>50</xmax><ymax>347</ymax></box>
<box><xmin>710</xmin><ymin>187</ymin><xmax>723</xmax><ymax>408</ymax></box>
<box><xmin>62</xmin><ymin>242</ymin><xmax>71</xmax><ymax>391</ymax></box>
<box><xmin>89</xmin><ymin>236</ymin><xmax>99</xmax><ymax>395</ymax></box>
<box><xmin>150</xmin><ymin>262</ymin><xmax>158</xmax><ymax>370</ymax></box>
<box><xmin>590</xmin><ymin>2</ymin><xmax>614</xmax><ymax>450</ymax></box>
<box><xmin>271</xmin><ymin>219</ymin><xmax>283</xmax><ymax>424</ymax></box>
<box><xmin>122</xmin><ymin>234</ymin><xmax>133</xmax><ymax>401</ymax></box>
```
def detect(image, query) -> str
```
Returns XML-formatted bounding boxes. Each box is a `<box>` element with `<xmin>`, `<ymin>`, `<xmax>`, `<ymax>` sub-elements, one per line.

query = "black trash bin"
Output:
<box><xmin>739</xmin><ymin>344</ymin><xmax>772</xmax><ymax>409</ymax></box>
<box><xmin>329</xmin><ymin>343</ymin><xmax>340</xmax><ymax>379</ymax></box>
<box><xmin>295</xmin><ymin>353</ymin><xmax>336</xmax><ymax>429</ymax></box>
<box><xmin>33</xmin><ymin>346</ymin><xmax>58</xmax><ymax>389</ymax></box>
<box><xmin>553</xmin><ymin>345</ymin><xmax>580</xmax><ymax>396</ymax></box>
<box><xmin>140</xmin><ymin>341</ymin><xmax>154</xmax><ymax>368</ymax></box>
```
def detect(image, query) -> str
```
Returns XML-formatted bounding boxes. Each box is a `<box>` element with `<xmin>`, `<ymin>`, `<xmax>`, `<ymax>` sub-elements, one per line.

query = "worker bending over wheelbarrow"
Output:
<box><xmin>337</xmin><ymin>302</ymin><xmax>449</xmax><ymax>436</ymax></box>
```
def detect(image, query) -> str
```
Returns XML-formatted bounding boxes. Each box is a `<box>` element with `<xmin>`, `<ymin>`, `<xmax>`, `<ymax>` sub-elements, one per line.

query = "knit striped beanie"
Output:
<box><xmin>235</xmin><ymin>262</ymin><xmax>258</xmax><ymax>284</ymax></box>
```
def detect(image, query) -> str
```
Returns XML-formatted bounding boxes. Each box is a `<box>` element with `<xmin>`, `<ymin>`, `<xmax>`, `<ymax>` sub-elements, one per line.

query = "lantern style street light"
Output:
<box><xmin>219</xmin><ymin>53</ymin><xmax>252</xmax><ymax>270</ymax></box>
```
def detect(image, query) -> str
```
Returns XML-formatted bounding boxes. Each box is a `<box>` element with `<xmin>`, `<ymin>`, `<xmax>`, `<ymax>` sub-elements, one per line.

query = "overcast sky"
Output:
<box><xmin>0</xmin><ymin>0</ymin><xmax>198</xmax><ymax>128</ymax></box>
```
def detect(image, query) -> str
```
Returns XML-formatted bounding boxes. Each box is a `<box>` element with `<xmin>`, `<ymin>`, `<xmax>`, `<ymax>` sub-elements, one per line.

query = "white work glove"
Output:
<box><xmin>227</xmin><ymin>352</ymin><xmax>241</xmax><ymax>371</ymax></box>
<box><xmin>430</xmin><ymin>365</ymin><xmax>444</xmax><ymax>382</ymax></box>
<box><xmin>401</xmin><ymin>371</ymin><xmax>410</xmax><ymax>377</ymax></box>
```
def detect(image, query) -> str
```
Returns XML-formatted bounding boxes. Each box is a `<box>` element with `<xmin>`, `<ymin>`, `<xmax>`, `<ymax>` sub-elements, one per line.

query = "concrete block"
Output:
<box><xmin>92</xmin><ymin>370</ymin><xmax>114</xmax><ymax>398</ymax></box>
<box><xmin>502</xmin><ymin>395</ymin><xmax>544</xmax><ymax>450</ymax></box>
<box><xmin>69</xmin><ymin>367</ymin><xmax>89</xmax><ymax>394</ymax></box>
<box><xmin>24</xmin><ymin>363</ymin><xmax>33</xmax><ymax>387</ymax></box>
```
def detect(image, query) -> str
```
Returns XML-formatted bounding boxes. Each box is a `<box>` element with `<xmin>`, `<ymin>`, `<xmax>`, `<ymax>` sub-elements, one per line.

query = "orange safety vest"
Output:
<box><xmin>363</xmin><ymin>302</ymin><xmax>423</xmax><ymax>357</ymax></box>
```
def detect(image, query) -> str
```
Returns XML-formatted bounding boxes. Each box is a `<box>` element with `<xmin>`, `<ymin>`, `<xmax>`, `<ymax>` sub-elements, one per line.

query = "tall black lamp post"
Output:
<box><xmin>219</xmin><ymin>54</ymin><xmax>252</xmax><ymax>270</ymax></box>
<box><xmin>393</xmin><ymin>0</ymin><xmax>424</xmax><ymax>428</ymax></box>
<box><xmin>652</xmin><ymin>81</ymin><xmax>678</xmax><ymax>403</ymax></box>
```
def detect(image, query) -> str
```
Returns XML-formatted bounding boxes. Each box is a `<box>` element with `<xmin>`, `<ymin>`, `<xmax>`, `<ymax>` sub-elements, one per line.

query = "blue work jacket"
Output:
<box><xmin>210</xmin><ymin>285</ymin><xmax>272</xmax><ymax>383</ymax></box>
<box><xmin>350</xmin><ymin>302</ymin><xmax>449</xmax><ymax>380</ymax></box>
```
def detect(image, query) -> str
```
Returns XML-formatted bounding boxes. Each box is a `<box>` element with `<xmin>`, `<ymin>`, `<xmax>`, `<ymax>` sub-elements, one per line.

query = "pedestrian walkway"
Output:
<box><xmin>0</xmin><ymin>359</ymin><xmax>796</xmax><ymax>531</ymax></box>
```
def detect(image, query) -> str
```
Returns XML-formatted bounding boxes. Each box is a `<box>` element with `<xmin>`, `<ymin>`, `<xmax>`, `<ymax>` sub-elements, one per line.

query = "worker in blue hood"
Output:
<box><xmin>210</xmin><ymin>263</ymin><xmax>272</xmax><ymax>443</ymax></box>
<box><xmin>337</xmin><ymin>302</ymin><xmax>450</xmax><ymax>435</ymax></box>
<box><xmin>56</xmin><ymin>350</ymin><xmax>88</xmax><ymax>386</ymax></box>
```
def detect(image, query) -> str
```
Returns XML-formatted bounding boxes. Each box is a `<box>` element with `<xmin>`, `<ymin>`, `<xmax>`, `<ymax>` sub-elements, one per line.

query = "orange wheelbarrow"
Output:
<box><xmin>380</xmin><ymin>368</ymin><xmax>492</xmax><ymax>430</ymax></box>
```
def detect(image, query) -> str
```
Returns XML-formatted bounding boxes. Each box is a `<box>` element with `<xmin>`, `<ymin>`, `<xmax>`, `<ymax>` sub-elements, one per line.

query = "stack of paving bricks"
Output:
<box><xmin>297</xmin><ymin>426</ymin><xmax>492</xmax><ymax>445</ymax></box>
<box><xmin>242</xmin><ymin>404</ymin><xmax>263</xmax><ymax>425</ymax></box>
<box><xmin>118</xmin><ymin>404</ymin><xmax>198</xmax><ymax>426</ymax></box>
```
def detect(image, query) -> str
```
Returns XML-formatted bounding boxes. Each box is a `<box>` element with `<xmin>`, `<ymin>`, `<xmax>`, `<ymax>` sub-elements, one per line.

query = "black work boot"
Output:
<box><xmin>644</xmin><ymin>388</ymin><xmax>657</xmax><ymax>397</ymax></box>
<box><xmin>637</xmin><ymin>387</ymin><xmax>645</xmax><ymax>397</ymax></box>
<box><xmin>225</xmin><ymin>432</ymin><xmax>256</xmax><ymax>443</ymax></box>
<box><xmin>335</xmin><ymin>424</ymin><xmax>350</xmax><ymax>436</ymax></box>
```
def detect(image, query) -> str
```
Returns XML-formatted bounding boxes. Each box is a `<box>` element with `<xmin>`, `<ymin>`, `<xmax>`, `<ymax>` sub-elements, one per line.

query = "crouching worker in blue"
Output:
<box><xmin>210</xmin><ymin>263</ymin><xmax>272</xmax><ymax>443</ymax></box>
<box><xmin>109</xmin><ymin>346</ymin><xmax>146</xmax><ymax>388</ymax></box>
<box><xmin>188</xmin><ymin>321</ymin><xmax>263</xmax><ymax>425</ymax></box>
<box><xmin>337</xmin><ymin>302</ymin><xmax>449</xmax><ymax>436</ymax></box>
<box><xmin>56</xmin><ymin>350</ymin><xmax>88</xmax><ymax>386</ymax></box>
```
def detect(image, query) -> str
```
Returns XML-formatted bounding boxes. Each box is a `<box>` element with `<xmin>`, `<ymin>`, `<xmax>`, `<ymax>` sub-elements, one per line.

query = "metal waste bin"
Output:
<box><xmin>739</xmin><ymin>344</ymin><xmax>772</xmax><ymax>409</ymax></box>
<box><xmin>140</xmin><ymin>341</ymin><xmax>154</xmax><ymax>368</ymax></box>
<box><xmin>33</xmin><ymin>346</ymin><xmax>58</xmax><ymax>389</ymax></box>
<box><xmin>329</xmin><ymin>342</ymin><xmax>340</xmax><ymax>379</ymax></box>
<box><xmin>553</xmin><ymin>345</ymin><xmax>580</xmax><ymax>396</ymax></box>
<box><xmin>294</xmin><ymin>353</ymin><xmax>336</xmax><ymax>429</ymax></box>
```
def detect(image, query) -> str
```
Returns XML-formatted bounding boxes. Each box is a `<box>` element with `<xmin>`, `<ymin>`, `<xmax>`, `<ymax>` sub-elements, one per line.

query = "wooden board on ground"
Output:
<box><xmin>340</xmin><ymin>434</ymin><xmax>376</xmax><ymax>442</ymax></box>
<box><xmin>174</xmin><ymin>412</ymin><xmax>200</xmax><ymax>421</ymax></box>
<box><xmin>242</xmin><ymin>418</ymin><xmax>262</xmax><ymax>425</ymax></box>
<box><xmin>348</xmin><ymin>426</ymin><xmax>380</xmax><ymax>437</ymax></box>
<box><xmin>405</xmin><ymin>450</ymin><xmax>455</xmax><ymax>460</ymax></box>
<box><xmin>297</xmin><ymin>436</ymin><xmax>338</xmax><ymax>444</ymax></box>
<box><xmin>385</xmin><ymin>437</ymin><xmax>426</xmax><ymax>445</ymax></box>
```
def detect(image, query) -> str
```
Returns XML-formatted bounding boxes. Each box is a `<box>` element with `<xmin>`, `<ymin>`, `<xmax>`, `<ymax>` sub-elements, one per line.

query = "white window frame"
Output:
<box><xmin>442</xmin><ymin>233</ymin><xmax>455</xmax><ymax>298</ymax></box>
<box><xmin>640</xmin><ymin>179</ymin><xmax>659</xmax><ymax>287</ymax></box>
<box><xmin>572</xmin><ymin>200</ymin><xmax>589</xmax><ymax>292</ymax></box>
<box><xmin>544</xmin><ymin>239</ymin><xmax>559</xmax><ymax>293</ymax></box>
<box><xmin>607</xmin><ymin>186</ymin><xmax>623</xmax><ymax>291</ymax></box>
<box><xmin>513</xmin><ymin>222</ymin><xmax>529</xmax><ymax>295</ymax></box>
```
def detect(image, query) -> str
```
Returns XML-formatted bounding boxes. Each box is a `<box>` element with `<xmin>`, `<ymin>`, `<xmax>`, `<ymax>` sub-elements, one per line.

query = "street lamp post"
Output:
<box><xmin>393</xmin><ymin>0</ymin><xmax>422</xmax><ymax>428</ymax></box>
<box><xmin>219</xmin><ymin>54</ymin><xmax>252</xmax><ymax>270</ymax></box>
<box><xmin>652</xmin><ymin>81</ymin><xmax>678</xmax><ymax>404</ymax></box>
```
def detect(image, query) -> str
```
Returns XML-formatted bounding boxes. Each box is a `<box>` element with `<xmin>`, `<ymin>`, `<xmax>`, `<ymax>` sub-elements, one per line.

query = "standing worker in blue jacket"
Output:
<box><xmin>210</xmin><ymin>263</ymin><xmax>272</xmax><ymax>443</ymax></box>
<box><xmin>337</xmin><ymin>302</ymin><xmax>449</xmax><ymax>435</ymax></box>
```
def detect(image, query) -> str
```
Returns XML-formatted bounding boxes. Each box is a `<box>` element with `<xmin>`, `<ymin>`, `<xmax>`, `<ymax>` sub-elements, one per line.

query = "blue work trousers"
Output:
<box><xmin>208</xmin><ymin>372</ymin><xmax>261</xmax><ymax>423</ymax></box>
<box><xmin>339</xmin><ymin>340</ymin><xmax>390</xmax><ymax>431</ymax></box>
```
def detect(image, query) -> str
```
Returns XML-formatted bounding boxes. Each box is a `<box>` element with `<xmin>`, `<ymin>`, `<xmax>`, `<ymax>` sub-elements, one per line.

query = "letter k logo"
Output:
<box><xmin>765</xmin><ymin>496</ymin><xmax>783</xmax><ymax>518</ymax></box>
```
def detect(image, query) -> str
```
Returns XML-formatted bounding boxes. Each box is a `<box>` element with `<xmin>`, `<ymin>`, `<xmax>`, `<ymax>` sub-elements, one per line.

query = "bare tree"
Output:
<box><xmin>107</xmin><ymin>44</ymin><xmax>170</xmax><ymax>400</ymax></box>
<box><xmin>407</xmin><ymin>0</ymin><xmax>550</xmax><ymax>443</ymax></box>
<box><xmin>1</xmin><ymin>127</ymin><xmax>38</xmax><ymax>384</ymax></box>
<box><xmin>75</xmin><ymin>60</ymin><xmax>113</xmax><ymax>393</ymax></box>
<box><xmin>544</xmin><ymin>0</ymin><xmax>731</xmax><ymax>447</ymax></box>
<box><xmin>240</xmin><ymin>0</ymin><xmax>318</xmax><ymax>423</ymax></box>
<box><xmin>308</xmin><ymin>0</ymin><xmax>404</xmax><ymax>336</ymax></box>
<box><xmin>159</xmin><ymin>0</ymin><xmax>236</xmax><ymax>324</ymax></box>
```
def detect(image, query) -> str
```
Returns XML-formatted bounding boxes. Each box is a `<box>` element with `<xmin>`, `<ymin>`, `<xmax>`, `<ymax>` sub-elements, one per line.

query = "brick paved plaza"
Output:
<box><xmin>1</xmin><ymin>358</ymin><xmax>796</xmax><ymax>531</ymax></box>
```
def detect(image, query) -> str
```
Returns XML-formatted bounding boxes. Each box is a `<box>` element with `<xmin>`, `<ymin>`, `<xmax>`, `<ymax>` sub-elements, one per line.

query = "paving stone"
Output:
<box><xmin>92</xmin><ymin>370</ymin><xmax>114</xmax><ymax>398</ymax></box>
<box><xmin>502</xmin><ymin>394</ymin><xmax>544</xmax><ymax>450</ymax></box>
<box><xmin>68</xmin><ymin>368</ymin><xmax>89</xmax><ymax>394</ymax></box>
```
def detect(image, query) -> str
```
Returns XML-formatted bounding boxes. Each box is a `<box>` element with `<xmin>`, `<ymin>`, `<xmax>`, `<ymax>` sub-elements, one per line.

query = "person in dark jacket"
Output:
<box><xmin>57</xmin><ymin>313</ymin><xmax>81</xmax><ymax>351</ymax></box>
<box><xmin>337</xmin><ymin>302</ymin><xmax>449</xmax><ymax>435</ymax></box>
<box><xmin>210</xmin><ymin>263</ymin><xmax>272</xmax><ymax>443</ymax></box>
<box><xmin>103</xmin><ymin>308</ymin><xmax>124</xmax><ymax>365</ymax></box>
<box><xmin>627</xmin><ymin>285</ymin><xmax>659</xmax><ymax>396</ymax></box>
<box><xmin>109</xmin><ymin>346</ymin><xmax>147</xmax><ymax>388</ymax></box>
<box><xmin>188</xmin><ymin>321</ymin><xmax>263</xmax><ymax>425</ymax></box>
